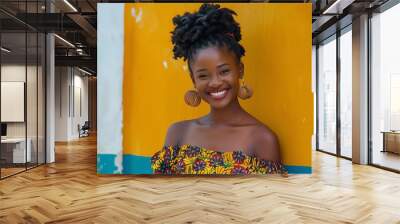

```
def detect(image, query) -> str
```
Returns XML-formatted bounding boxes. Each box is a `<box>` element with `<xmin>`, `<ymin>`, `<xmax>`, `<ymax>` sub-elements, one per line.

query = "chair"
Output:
<box><xmin>78</xmin><ymin>121</ymin><xmax>90</xmax><ymax>138</ymax></box>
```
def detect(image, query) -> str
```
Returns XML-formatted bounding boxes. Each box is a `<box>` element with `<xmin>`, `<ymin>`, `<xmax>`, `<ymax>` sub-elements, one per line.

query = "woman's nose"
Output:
<box><xmin>208</xmin><ymin>75</ymin><xmax>223</xmax><ymax>88</ymax></box>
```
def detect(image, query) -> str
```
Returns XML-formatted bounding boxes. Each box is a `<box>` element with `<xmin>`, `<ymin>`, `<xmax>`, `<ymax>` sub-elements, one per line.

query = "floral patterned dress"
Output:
<box><xmin>151</xmin><ymin>144</ymin><xmax>286</xmax><ymax>175</ymax></box>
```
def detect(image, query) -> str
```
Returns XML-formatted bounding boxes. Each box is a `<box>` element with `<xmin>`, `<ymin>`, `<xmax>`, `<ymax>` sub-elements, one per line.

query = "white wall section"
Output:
<box><xmin>97</xmin><ymin>4</ymin><xmax>124</xmax><ymax>157</ymax></box>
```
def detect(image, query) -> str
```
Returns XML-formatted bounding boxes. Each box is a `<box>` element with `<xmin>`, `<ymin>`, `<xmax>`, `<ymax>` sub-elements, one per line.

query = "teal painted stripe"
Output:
<box><xmin>98</xmin><ymin>154</ymin><xmax>312</xmax><ymax>174</ymax></box>
<box><xmin>97</xmin><ymin>154</ymin><xmax>120</xmax><ymax>174</ymax></box>
<box><xmin>122</xmin><ymin>154</ymin><xmax>153</xmax><ymax>174</ymax></box>
<box><xmin>284</xmin><ymin>165</ymin><xmax>312</xmax><ymax>174</ymax></box>
<box><xmin>97</xmin><ymin>154</ymin><xmax>153</xmax><ymax>174</ymax></box>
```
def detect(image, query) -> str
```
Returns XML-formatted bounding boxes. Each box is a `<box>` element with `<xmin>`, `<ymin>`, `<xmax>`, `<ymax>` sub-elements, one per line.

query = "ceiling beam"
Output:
<box><xmin>67</xmin><ymin>13</ymin><xmax>97</xmax><ymax>39</ymax></box>
<box><xmin>55</xmin><ymin>55</ymin><xmax>96</xmax><ymax>70</ymax></box>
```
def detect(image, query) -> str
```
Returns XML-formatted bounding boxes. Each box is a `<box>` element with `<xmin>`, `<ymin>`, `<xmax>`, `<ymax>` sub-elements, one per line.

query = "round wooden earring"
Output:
<box><xmin>238</xmin><ymin>79</ymin><xmax>253</xmax><ymax>100</ymax></box>
<box><xmin>184</xmin><ymin>90</ymin><xmax>201</xmax><ymax>107</ymax></box>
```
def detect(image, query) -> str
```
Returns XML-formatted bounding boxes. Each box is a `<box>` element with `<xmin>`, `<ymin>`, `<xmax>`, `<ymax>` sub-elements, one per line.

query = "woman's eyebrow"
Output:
<box><xmin>195</xmin><ymin>68</ymin><xmax>207</xmax><ymax>73</ymax></box>
<box><xmin>217</xmin><ymin>63</ymin><xmax>229</xmax><ymax>68</ymax></box>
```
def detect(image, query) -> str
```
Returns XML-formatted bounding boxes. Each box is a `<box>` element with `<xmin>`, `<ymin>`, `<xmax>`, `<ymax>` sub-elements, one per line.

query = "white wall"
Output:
<box><xmin>1</xmin><ymin>65</ymin><xmax>26</xmax><ymax>138</ymax></box>
<box><xmin>72</xmin><ymin>72</ymin><xmax>89</xmax><ymax>138</ymax></box>
<box><xmin>1</xmin><ymin>64</ymin><xmax>46</xmax><ymax>163</ymax></box>
<box><xmin>55</xmin><ymin>67</ymin><xmax>69</xmax><ymax>141</ymax></box>
<box><xmin>1</xmin><ymin>65</ymin><xmax>40</xmax><ymax>137</ymax></box>
<box><xmin>55</xmin><ymin>67</ymin><xmax>89</xmax><ymax>141</ymax></box>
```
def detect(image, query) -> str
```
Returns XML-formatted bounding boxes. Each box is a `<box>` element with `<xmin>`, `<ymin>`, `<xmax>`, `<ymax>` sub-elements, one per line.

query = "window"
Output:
<box><xmin>317</xmin><ymin>35</ymin><xmax>337</xmax><ymax>154</ymax></box>
<box><xmin>339</xmin><ymin>28</ymin><xmax>352</xmax><ymax>158</ymax></box>
<box><xmin>371</xmin><ymin>3</ymin><xmax>400</xmax><ymax>171</ymax></box>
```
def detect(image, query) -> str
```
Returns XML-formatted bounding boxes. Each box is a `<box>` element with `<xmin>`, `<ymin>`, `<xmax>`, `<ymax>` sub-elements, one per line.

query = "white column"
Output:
<box><xmin>352</xmin><ymin>14</ymin><xmax>369</xmax><ymax>164</ymax></box>
<box><xmin>45</xmin><ymin>0</ymin><xmax>55</xmax><ymax>163</ymax></box>
<box><xmin>46</xmin><ymin>33</ymin><xmax>55</xmax><ymax>163</ymax></box>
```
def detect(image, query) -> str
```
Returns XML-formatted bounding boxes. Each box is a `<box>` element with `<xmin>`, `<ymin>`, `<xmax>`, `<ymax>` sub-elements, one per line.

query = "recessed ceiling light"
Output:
<box><xmin>323</xmin><ymin>0</ymin><xmax>355</xmax><ymax>15</ymax></box>
<box><xmin>1</xmin><ymin>47</ymin><xmax>11</xmax><ymax>53</ymax></box>
<box><xmin>54</xmin><ymin>34</ymin><xmax>75</xmax><ymax>48</ymax></box>
<box><xmin>78</xmin><ymin>67</ymin><xmax>93</xmax><ymax>76</ymax></box>
<box><xmin>63</xmin><ymin>0</ymin><xmax>78</xmax><ymax>12</ymax></box>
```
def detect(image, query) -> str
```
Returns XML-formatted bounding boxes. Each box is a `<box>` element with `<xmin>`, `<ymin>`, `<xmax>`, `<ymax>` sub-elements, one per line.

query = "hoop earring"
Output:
<box><xmin>238</xmin><ymin>79</ymin><xmax>253</xmax><ymax>100</ymax></box>
<box><xmin>184</xmin><ymin>90</ymin><xmax>201</xmax><ymax>107</ymax></box>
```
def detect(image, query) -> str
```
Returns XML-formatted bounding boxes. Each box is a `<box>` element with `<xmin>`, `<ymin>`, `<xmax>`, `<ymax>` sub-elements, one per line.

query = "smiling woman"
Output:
<box><xmin>150</xmin><ymin>3</ymin><xmax>286</xmax><ymax>175</ymax></box>
<box><xmin>98</xmin><ymin>2</ymin><xmax>312</xmax><ymax>175</ymax></box>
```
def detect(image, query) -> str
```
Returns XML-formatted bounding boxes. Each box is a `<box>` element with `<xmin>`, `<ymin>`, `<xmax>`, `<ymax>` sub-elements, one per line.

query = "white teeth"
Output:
<box><xmin>210</xmin><ymin>90</ymin><xmax>227</xmax><ymax>97</ymax></box>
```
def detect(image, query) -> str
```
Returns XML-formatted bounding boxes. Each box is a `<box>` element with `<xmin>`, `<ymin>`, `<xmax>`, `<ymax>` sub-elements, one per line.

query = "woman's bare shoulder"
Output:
<box><xmin>164</xmin><ymin>119</ymin><xmax>194</xmax><ymax>146</ymax></box>
<box><xmin>249</xmin><ymin>123</ymin><xmax>281</xmax><ymax>161</ymax></box>
<box><xmin>168</xmin><ymin>120</ymin><xmax>192</xmax><ymax>131</ymax></box>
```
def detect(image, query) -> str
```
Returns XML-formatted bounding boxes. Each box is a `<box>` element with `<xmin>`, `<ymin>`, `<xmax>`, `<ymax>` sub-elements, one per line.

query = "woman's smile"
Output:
<box><xmin>208</xmin><ymin>88</ymin><xmax>230</xmax><ymax>100</ymax></box>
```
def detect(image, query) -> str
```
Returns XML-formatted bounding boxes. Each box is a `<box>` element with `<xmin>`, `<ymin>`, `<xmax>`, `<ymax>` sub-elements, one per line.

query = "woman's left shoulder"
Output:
<box><xmin>249</xmin><ymin>123</ymin><xmax>280</xmax><ymax>161</ymax></box>
<box><xmin>250</xmin><ymin>124</ymin><xmax>278</xmax><ymax>146</ymax></box>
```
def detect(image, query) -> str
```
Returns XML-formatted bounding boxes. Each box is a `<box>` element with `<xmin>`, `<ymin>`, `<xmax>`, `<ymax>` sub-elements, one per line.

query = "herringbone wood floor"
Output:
<box><xmin>0</xmin><ymin>135</ymin><xmax>400</xmax><ymax>224</ymax></box>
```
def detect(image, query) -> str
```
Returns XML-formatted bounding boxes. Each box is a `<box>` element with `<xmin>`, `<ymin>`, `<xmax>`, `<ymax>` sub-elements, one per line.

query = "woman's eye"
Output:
<box><xmin>221</xmin><ymin>69</ymin><xmax>230</xmax><ymax>75</ymax></box>
<box><xmin>198</xmin><ymin>74</ymin><xmax>208</xmax><ymax>79</ymax></box>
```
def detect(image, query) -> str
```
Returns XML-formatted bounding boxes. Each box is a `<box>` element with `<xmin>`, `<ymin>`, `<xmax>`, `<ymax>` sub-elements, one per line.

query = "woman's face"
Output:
<box><xmin>190</xmin><ymin>46</ymin><xmax>243</xmax><ymax>109</ymax></box>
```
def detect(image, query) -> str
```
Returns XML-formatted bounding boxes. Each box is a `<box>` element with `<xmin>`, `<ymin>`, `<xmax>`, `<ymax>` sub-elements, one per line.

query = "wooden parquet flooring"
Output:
<box><xmin>1</xmin><ymin>167</ymin><xmax>26</xmax><ymax>178</ymax></box>
<box><xmin>1</xmin><ymin>135</ymin><xmax>400</xmax><ymax>224</ymax></box>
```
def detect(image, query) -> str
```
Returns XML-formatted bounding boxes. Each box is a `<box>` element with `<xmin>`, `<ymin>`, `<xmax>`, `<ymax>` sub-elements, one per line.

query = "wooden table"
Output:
<box><xmin>381</xmin><ymin>131</ymin><xmax>400</xmax><ymax>154</ymax></box>
<box><xmin>1</xmin><ymin>138</ymin><xmax>31</xmax><ymax>164</ymax></box>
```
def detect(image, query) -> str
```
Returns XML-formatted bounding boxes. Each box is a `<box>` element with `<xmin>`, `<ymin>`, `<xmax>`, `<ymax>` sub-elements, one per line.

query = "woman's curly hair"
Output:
<box><xmin>171</xmin><ymin>3</ymin><xmax>245</xmax><ymax>64</ymax></box>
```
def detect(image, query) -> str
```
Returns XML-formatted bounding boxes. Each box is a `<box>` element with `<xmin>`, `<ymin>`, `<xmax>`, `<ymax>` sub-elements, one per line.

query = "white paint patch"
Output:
<box><xmin>97</xmin><ymin>3</ymin><xmax>124</xmax><ymax>162</ymax></box>
<box><xmin>163</xmin><ymin>60</ymin><xmax>168</xmax><ymax>69</ymax></box>
<box><xmin>131</xmin><ymin>7</ymin><xmax>143</xmax><ymax>23</ymax></box>
<box><xmin>131</xmin><ymin>7</ymin><xmax>135</xmax><ymax>17</ymax></box>
<box><xmin>311</xmin><ymin>135</ymin><xmax>316</xmax><ymax>151</ymax></box>
<box><xmin>114</xmin><ymin>151</ymin><xmax>123</xmax><ymax>174</ymax></box>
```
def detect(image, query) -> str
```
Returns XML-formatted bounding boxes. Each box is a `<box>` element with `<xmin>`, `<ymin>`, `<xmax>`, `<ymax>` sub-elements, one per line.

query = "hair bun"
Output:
<box><xmin>171</xmin><ymin>3</ymin><xmax>243</xmax><ymax>61</ymax></box>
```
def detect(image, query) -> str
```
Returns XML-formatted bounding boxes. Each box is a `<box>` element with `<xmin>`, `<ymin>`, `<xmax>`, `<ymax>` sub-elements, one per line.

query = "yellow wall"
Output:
<box><xmin>123</xmin><ymin>3</ymin><xmax>312</xmax><ymax>166</ymax></box>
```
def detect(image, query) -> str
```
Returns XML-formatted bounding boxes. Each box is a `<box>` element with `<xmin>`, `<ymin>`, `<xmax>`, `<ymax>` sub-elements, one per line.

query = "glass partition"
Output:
<box><xmin>1</xmin><ymin>30</ymin><xmax>28</xmax><ymax>177</ymax></box>
<box><xmin>0</xmin><ymin>1</ymin><xmax>46</xmax><ymax>179</ymax></box>
<box><xmin>317</xmin><ymin>35</ymin><xmax>337</xmax><ymax>154</ymax></box>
